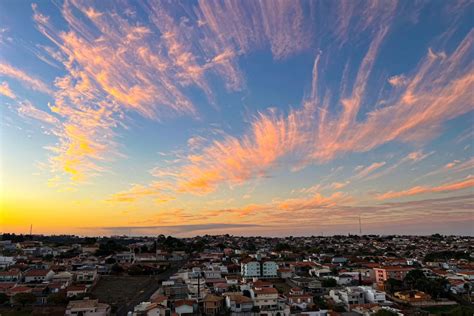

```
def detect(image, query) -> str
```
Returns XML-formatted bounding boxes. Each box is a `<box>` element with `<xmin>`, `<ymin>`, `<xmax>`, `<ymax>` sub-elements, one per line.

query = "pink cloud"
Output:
<box><xmin>376</xmin><ymin>177</ymin><xmax>474</xmax><ymax>200</ymax></box>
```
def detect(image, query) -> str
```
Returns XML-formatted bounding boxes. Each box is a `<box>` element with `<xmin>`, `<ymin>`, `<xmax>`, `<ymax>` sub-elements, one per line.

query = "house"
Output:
<box><xmin>24</xmin><ymin>269</ymin><xmax>55</xmax><ymax>283</ymax></box>
<box><xmin>174</xmin><ymin>299</ymin><xmax>195</xmax><ymax>315</ymax></box>
<box><xmin>0</xmin><ymin>256</ymin><xmax>16</xmax><ymax>269</ymax></box>
<box><xmin>132</xmin><ymin>301</ymin><xmax>163</xmax><ymax>316</ymax></box>
<box><xmin>335</xmin><ymin>274</ymin><xmax>354</xmax><ymax>285</ymax></box>
<box><xmin>67</xmin><ymin>284</ymin><xmax>88</xmax><ymax>297</ymax></box>
<box><xmin>0</xmin><ymin>269</ymin><xmax>22</xmax><ymax>283</ymax></box>
<box><xmin>252</xmin><ymin>287</ymin><xmax>279</xmax><ymax>311</ymax></box>
<box><xmin>225</xmin><ymin>293</ymin><xmax>253</xmax><ymax>314</ymax></box>
<box><xmin>286</xmin><ymin>288</ymin><xmax>314</xmax><ymax>310</ymax></box>
<box><xmin>330</xmin><ymin>287</ymin><xmax>365</xmax><ymax>306</ymax></box>
<box><xmin>278</xmin><ymin>268</ymin><xmax>293</xmax><ymax>279</ymax></box>
<box><xmin>330</xmin><ymin>286</ymin><xmax>387</xmax><ymax>307</ymax></box>
<box><xmin>394</xmin><ymin>290</ymin><xmax>431</xmax><ymax>303</ymax></box>
<box><xmin>456</xmin><ymin>270</ymin><xmax>474</xmax><ymax>281</ymax></box>
<box><xmin>203</xmin><ymin>294</ymin><xmax>224</xmax><ymax>315</ymax></box>
<box><xmin>65</xmin><ymin>299</ymin><xmax>111</xmax><ymax>316</ymax></box>
<box><xmin>332</xmin><ymin>257</ymin><xmax>348</xmax><ymax>265</ymax></box>
<box><xmin>74</xmin><ymin>268</ymin><xmax>98</xmax><ymax>283</ymax></box>
<box><xmin>52</xmin><ymin>271</ymin><xmax>73</xmax><ymax>285</ymax></box>
<box><xmin>115</xmin><ymin>252</ymin><xmax>135</xmax><ymax>264</ymax></box>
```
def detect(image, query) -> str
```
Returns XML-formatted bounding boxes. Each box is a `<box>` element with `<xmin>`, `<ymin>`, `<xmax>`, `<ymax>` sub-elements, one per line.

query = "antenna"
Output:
<box><xmin>29</xmin><ymin>224</ymin><xmax>33</xmax><ymax>236</ymax></box>
<box><xmin>358</xmin><ymin>215</ymin><xmax>362</xmax><ymax>236</ymax></box>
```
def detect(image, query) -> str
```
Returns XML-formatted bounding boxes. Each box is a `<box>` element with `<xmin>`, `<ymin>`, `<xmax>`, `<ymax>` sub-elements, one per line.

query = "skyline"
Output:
<box><xmin>1</xmin><ymin>0</ymin><xmax>473</xmax><ymax>237</ymax></box>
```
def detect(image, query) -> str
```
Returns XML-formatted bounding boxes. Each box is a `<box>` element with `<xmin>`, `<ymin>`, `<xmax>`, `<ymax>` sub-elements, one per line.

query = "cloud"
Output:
<box><xmin>17</xmin><ymin>101</ymin><xmax>58</xmax><ymax>124</ymax></box>
<box><xmin>352</xmin><ymin>162</ymin><xmax>386</xmax><ymax>180</ymax></box>
<box><xmin>330</xmin><ymin>181</ymin><xmax>350</xmax><ymax>190</ymax></box>
<box><xmin>0</xmin><ymin>62</ymin><xmax>52</xmax><ymax>94</ymax></box>
<box><xmin>388</xmin><ymin>74</ymin><xmax>408</xmax><ymax>87</ymax></box>
<box><xmin>114</xmin><ymin>22</ymin><xmax>473</xmax><ymax>198</ymax></box>
<box><xmin>0</xmin><ymin>81</ymin><xmax>16</xmax><ymax>99</ymax></box>
<box><xmin>108</xmin><ymin>183</ymin><xmax>174</xmax><ymax>204</ymax></box>
<box><xmin>368</xmin><ymin>150</ymin><xmax>434</xmax><ymax>180</ymax></box>
<box><xmin>376</xmin><ymin>176</ymin><xmax>474</xmax><ymax>200</ymax></box>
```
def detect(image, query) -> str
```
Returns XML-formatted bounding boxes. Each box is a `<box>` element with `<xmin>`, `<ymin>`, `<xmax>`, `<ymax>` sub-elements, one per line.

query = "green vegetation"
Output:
<box><xmin>404</xmin><ymin>269</ymin><xmax>448</xmax><ymax>299</ymax></box>
<box><xmin>95</xmin><ymin>240</ymin><xmax>129</xmax><ymax>256</ymax></box>
<box><xmin>322</xmin><ymin>278</ymin><xmax>337</xmax><ymax>287</ymax></box>
<box><xmin>12</xmin><ymin>293</ymin><xmax>36</xmax><ymax>307</ymax></box>
<box><xmin>422</xmin><ymin>304</ymin><xmax>474</xmax><ymax>315</ymax></box>
<box><xmin>424</xmin><ymin>251</ymin><xmax>471</xmax><ymax>262</ymax></box>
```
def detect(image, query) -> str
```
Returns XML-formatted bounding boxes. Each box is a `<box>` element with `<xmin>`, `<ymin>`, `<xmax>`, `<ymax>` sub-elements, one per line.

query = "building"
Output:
<box><xmin>0</xmin><ymin>256</ymin><xmax>16</xmax><ymax>269</ymax></box>
<box><xmin>24</xmin><ymin>269</ymin><xmax>55</xmax><ymax>283</ymax></box>
<box><xmin>373</xmin><ymin>266</ymin><xmax>413</xmax><ymax>285</ymax></box>
<box><xmin>65</xmin><ymin>299</ymin><xmax>111</xmax><ymax>316</ymax></box>
<box><xmin>252</xmin><ymin>287</ymin><xmax>279</xmax><ymax>312</ymax></box>
<box><xmin>225</xmin><ymin>293</ymin><xmax>254</xmax><ymax>315</ymax></box>
<box><xmin>330</xmin><ymin>287</ymin><xmax>365</xmax><ymax>306</ymax></box>
<box><xmin>203</xmin><ymin>294</ymin><xmax>224</xmax><ymax>315</ymax></box>
<box><xmin>0</xmin><ymin>269</ymin><xmax>22</xmax><ymax>283</ymax></box>
<box><xmin>115</xmin><ymin>252</ymin><xmax>135</xmax><ymax>264</ymax></box>
<box><xmin>132</xmin><ymin>301</ymin><xmax>163</xmax><ymax>316</ymax></box>
<box><xmin>394</xmin><ymin>290</ymin><xmax>431</xmax><ymax>303</ymax></box>
<box><xmin>241</xmin><ymin>259</ymin><xmax>278</xmax><ymax>279</ymax></box>
<box><xmin>286</xmin><ymin>287</ymin><xmax>314</xmax><ymax>310</ymax></box>
<box><xmin>330</xmin><ymin>286</ymin><xmax>388</xmax><ymax>307</ymax></box>
<box><xmin>174</xmin><ymin>299</ymin><xmax>195</xmax><ymax>315</ymax></box>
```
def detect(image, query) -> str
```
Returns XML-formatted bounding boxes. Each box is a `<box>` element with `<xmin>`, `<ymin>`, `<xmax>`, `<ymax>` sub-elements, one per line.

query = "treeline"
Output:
<box><xmin>424</xmin><ymin>251</ymin><xmax>471</xmax><ymax>262</ymax></box>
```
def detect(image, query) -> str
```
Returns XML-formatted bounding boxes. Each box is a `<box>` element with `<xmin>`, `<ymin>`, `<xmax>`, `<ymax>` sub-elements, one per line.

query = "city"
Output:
<box><xmin>0</xmin><ymin>233</ymin><xmax>472</xmax><ymax>315</ymax></box>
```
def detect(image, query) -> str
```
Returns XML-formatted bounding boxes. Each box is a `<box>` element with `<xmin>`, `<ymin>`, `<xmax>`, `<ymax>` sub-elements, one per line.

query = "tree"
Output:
<box><xmin>404</xmin><ymin>269</ymin><xmax>425</xmax><ymax>289</ymax></box>
<box><xmin>384</xmin><ymin>278</ymin><xmax>403</xmax><ymax>294</ymax></box>
<box><xmin>47</xmin><ymin>293</ymin><xmax>68</xmax><ymax>305</ymax></box>
<box><xmin>322</xmin><ymin>278</ymin><xmax>337</xmax><ymax>287</ymax></box>
<box><xmin>0</xmin><ymin>292</ymin><xmax>9</xmax><ymax>305</ymax></box>
<box><xmin>13</xmin><ymin>293</ymin><xmax>36</xmax><ymax>306</ymax></box>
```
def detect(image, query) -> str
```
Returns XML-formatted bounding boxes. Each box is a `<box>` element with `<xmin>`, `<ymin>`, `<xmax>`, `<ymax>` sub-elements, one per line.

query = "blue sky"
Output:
<box><xmin>0</xmin><ymin>0</ymin><xmax>473</xmax><ymax>236</ymax></box>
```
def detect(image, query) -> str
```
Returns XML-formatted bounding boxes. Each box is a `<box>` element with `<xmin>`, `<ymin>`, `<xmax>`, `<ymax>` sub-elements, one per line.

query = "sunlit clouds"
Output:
<box><xmin>1</xmin><ymin>0</ymin><xmax>473</xmax><ymax>236</ymax></box>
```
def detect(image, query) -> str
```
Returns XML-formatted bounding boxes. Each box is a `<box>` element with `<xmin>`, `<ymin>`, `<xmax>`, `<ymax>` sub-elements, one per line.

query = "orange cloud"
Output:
<box><xmin>376</xmin><ymin>177</ymin><xmax>474</xmax><ymax>200</ymax></box>
<box><xmin>108</xmin><ymin>183</ymin><xmax>174</xmax><ymax>204</ymax></box>
<box><xmin>0</xmin><ymin>81</ymin><xmax>16</xmax><ymax>99</ymax></box>
<box><xmin>122</xmin><ymin>28</ymin><xmax>473</xmax><ymax>197</ymax></box>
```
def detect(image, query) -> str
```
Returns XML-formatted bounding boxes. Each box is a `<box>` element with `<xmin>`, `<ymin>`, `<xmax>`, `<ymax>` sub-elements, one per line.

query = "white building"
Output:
<box><xmin>115</xmin><ymin>252</ymin><xmax>135</xmax><ymax>264</ymax></box>
<box><xmin>241</xmin><ymin>259</ymin><xmax>278</xmax><ymax>279</ymax></box>
<box><xmin>330</xmin><ymin>286</ymin><xmax>387</xmax><ymax>306</ymax></box>
<box><xmin>224</xmin><ymin>294</ymin><xmax>253</xmax><ymax>314</ymax></box>
<box><xmin>65</xmin><ymin>299</ymin><xmax>111</xmax><ymax>316</ymax></box>
<box><xmin>131</xmin><ymin>302</ymin><xmax>162</xmax><ymax>316</ymax></box>
<box><xmin>0</xmin><ymin>256</ymin><xmax>15</xmax><ymax>269</ymax></box>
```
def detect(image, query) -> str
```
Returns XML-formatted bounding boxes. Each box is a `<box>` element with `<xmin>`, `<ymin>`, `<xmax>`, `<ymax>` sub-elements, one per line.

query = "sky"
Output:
<box><xmin>0</xmin><ymin>0</ymin><xmax>473</xmax><ymax>237</ymax></box>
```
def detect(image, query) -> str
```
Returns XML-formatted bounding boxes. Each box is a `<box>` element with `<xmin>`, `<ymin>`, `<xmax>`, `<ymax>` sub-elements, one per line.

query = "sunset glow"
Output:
<box><xmin>1</xmin><ymin>0</ymin><xmax>473</xmax><ymax>236</ymax></box>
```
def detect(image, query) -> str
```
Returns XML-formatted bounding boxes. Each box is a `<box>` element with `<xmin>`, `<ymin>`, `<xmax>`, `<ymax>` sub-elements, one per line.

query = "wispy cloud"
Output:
<box><xmin>114</xmin><ymin>21</ymin><xmax>473</xmax><ymax>198</ymax></box>
<box><xmin>18</xmin><ymin>101</ymin><xmax>58</xmax><ymax>124</ymax></box>
<box><xmin>376</xmin><ymin>176</ymin><xmax>474</xmax><ymax>200</ymax></box>
<box><xmin>0</xmin><ymin>62</ymin><xmax>52</xmax><ymax>94</ymax></box>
